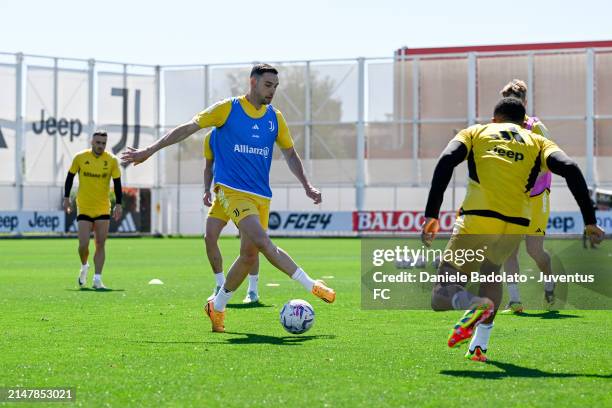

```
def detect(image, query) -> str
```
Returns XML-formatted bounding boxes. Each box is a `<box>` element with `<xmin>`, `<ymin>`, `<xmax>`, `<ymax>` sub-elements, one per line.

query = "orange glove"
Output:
<box><xmin>585</xmin><ymin>224</ymin><xmax>605</xmax><ymax>246</ymax></box>
<box><xmin>421</xmin><ymin>217</ymin><xmax>440</xmax><ymax>247</ymax></box>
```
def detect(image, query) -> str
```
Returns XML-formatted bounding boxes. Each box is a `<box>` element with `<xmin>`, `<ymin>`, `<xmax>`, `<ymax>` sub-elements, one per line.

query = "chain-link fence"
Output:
<box><xmin>1</xmin><ymin>42</ymin><xmax>611</xmax><ymax>233</ymax></box>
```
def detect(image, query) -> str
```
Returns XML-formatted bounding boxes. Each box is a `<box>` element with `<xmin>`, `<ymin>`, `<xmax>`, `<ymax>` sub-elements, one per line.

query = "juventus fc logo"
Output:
<box><xmin>111</xmin><ymin>87</ymin><xmax>141</xmax><ymax>167</ymax></box>
<box><xmin>268</xmin><ymin>120</ymin><xmax>275</xmax><ymax>132</ymax></box>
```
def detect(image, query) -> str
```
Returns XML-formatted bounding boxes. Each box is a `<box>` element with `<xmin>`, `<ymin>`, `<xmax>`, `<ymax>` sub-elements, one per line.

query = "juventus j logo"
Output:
<box><xmin>268</xmin><ymin>121</ymin><xmax>275</xmax><ymax>132</ymax></box>
<box><xmin>111</xmin><ymin>87</ymin><xmax>141</xmax><ymax>167</ymax></box>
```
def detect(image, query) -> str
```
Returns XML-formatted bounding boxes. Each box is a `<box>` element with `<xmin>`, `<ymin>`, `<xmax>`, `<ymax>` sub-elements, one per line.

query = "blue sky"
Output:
<box><xmin>1</xmin><ymin>0</ymin><xmax>610</xmax><ymax>65</ymax></box>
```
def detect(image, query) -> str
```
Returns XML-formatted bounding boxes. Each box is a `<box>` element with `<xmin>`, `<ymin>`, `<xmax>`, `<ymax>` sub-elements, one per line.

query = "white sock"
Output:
<box><xmin>291</xmin><ymin>268</ymin><xmax>315</xmax><ymax>292</ymax></box>
<box><xmin>80</xmin><ymin>263</ymin><xmax>89</xmax><ymax>272</ymax></box>
<box><xmin>469</xmin><ymin>322</ymin><xmax>493</xmax><ymax>352</ymax></box>
<box><xmin>93</xmin><ymin>273</ymin><xmax>101</xmax><ymax>282</ymax></box>
<box><xmin>248</xmin><ymin>274</ymin><xmax>258</xmax><ymax>293</ymax></box>
<box><xmin>507</xmin><ymin>283</ymin><xmax>521</xmax><ymax>303</ymax></box>
<box><xmin>214</xmin><ymin>272</ymin><xmax>225</xmax><ymax>287</ymax></box>
<box><xmin>214</xmin><ymin>286</ymin><xmax>233</xmax><ymax>312</ymax></box>
<box><xmin>544</xmin><ymin>281</ymin><xmax>555</xmax><ymax>292</ymax></box>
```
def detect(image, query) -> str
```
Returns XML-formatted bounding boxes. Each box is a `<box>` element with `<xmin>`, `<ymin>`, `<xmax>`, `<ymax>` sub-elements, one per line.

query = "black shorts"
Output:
<box><xmin>77</xmin><ymin>214</ymin><xmax>110</xmax><ymax>223</ymax></box>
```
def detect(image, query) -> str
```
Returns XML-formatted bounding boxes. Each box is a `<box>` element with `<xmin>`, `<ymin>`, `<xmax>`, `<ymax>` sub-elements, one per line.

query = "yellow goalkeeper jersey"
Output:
<box><xmin>453</xmin><ymin>122</ymin><xmax>561</xmax><ymax>226</ymax></box>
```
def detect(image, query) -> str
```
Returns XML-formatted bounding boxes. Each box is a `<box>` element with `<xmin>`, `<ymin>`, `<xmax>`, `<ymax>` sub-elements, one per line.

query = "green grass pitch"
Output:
<box><xmin>1</xmin><ymin>237</ymin><xmax>610</xmax><ymax>407</ymax></box>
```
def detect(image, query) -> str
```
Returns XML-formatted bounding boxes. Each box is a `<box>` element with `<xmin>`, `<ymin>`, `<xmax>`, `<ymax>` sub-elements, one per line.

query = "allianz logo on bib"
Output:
<box><xmin>234</xmin><ymin>144</ymin><xmax>270</xmax><ymax>159</ymax></box>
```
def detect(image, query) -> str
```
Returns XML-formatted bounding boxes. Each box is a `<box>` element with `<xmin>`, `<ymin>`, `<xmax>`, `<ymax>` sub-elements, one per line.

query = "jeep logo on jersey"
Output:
<box><xmin>234</xmin><ymin>144</ymin><xmax>269</xmax><ymax>158</ymax></box>
<box><xmin>489</xmin><ymin>146</ymin><xmax>524</xmax><ymax>161</ymax></box>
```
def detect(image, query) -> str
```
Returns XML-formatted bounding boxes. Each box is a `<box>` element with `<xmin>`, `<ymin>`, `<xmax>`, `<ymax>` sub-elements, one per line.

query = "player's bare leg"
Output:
<box><xmin>223</xmin><ymin>232</ymin><xmax>259</xmax><ymax>293</ymax></box>
<box><xmin>233</xmin><ymin>215</ymin><xmax>299</xmax><ymax>276</ymax></box>
<box><xmin>525</xmin><ymin>235</ymin><xmax>555</xmax><ymax>307</ymax></box>
<box><xmin>477</xmin><ymin>259</ymin><xmax>504</xmax><ymax>324</ymax></box>
<box><xmin>502</xmin><ymin>247</ymin><xmax>524</xmax><ymax>314</ymax></box>
<box><xmin>204</xmin><ymin>218</ymin><xmax>260</xmax><ymax>303</ymax></box>
<box><xmin>464</xmin><ymin>259</ymin><xmax>504</xmax><ymax>362</ymax></box>
<box><xmin>205</xmin><ymin>232</ymin><xmax>259</xmax><ymax>332</ymax></box>
<box><xmin>243</xmin><ymin>257</ymin><xmax>261</xmax><ymax>304</ymax></box>
<box><xmin>430</xmin><ymin>261</ymin><xmax>494</xmax><ymax>356</ymax></box>
<box><xmin>236</xmin><ymin>215</ymin><xmax>334</xmax><ymax>303</ymax></box>
<box><xmin>210</xmin><ymin>215</ymin><xmax>334</xmax><ymax>317</ymax></box>
<box><xmin>92</xmin><ymin>220</ymin><xmax>110</xmax><ymax>290</ymax></box>
<box><xmin>204</xmin><ymin>217</ymin><xmax>227</xmax><ymax>300</ymax></box>
<box><xmin>77</xmin><ymin>220</ymin><xmax>93</xmax><ymax>287</ymax></box>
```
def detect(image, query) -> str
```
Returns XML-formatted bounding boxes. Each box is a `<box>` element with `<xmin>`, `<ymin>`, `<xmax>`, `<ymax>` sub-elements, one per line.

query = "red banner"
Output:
<box><xmin>353</xmin><ymin>211</ymin><xmax>456</xmax><ymax>232</ymax></box>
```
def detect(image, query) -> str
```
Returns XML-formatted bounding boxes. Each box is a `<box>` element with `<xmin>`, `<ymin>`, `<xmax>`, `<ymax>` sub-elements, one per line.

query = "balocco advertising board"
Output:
<box><xmin>353</xmin><ymin>211</ymin><xmax>457</xmax><ymax>233</ymax></box>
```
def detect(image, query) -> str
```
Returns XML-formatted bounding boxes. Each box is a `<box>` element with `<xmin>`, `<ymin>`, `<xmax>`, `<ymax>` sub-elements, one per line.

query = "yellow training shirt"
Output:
<box><xmin>453</xmin><ymin>123</ymin><xmax>561</xmax><ymax>226</ymax></box>
<box><xmin>192</xmin><ymin>95</ymin><xmax>294</xmax><ymax>149</ymax></box>
<box><xmin>68</xmin><ymin>149</ymin><xmax>121</xmax><ymax>216</ymax></box>
<box><xmin>203</xmin><ymin>130</ymin><xmax>213</xmax><ymax>160</ymax></box>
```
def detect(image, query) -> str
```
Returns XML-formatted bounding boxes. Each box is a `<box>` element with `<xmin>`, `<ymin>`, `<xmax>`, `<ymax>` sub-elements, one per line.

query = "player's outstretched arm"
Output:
<box><xmin>546</xmin><ymin>151</ymin><xmax>604</xmax><ymax>245</ymax></box>
<box><xmin>281</xmin><ymin>146</ymin><xmax>321</xmax><ymax>204</ymax></box>
<box><xmin>203</xmin><ymin>158</ymin><xmax>214</xmax><ymax>207</ymax></box>
<box><xmin>121</xmin><ymin>121</ymin><xmax>201</xmax><ymax>165</ymax></box>
<box><xmin>421</xmin><ymin>140</ymin><xmax>467</xmax><ymax>246</ymax></box>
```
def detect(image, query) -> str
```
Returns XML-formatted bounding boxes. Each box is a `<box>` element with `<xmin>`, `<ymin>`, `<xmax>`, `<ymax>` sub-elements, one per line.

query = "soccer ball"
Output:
<box><xmin>279</xmin><ymin>299</ymin><xmax>315</xmax><ymax>334</ymax></box>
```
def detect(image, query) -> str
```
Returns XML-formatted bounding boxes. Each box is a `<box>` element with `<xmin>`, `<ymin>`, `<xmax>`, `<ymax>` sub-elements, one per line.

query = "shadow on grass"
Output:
<box><xmin>441</xmin><ymin>360</ymin><xmax>611</xmax><ymax>380</ymax></box>
<box><xmin>65</xmin><ymin>288</ymin><xmax>126</xmax><ymax>292</ymax></box>
<box><xmin>226</xmin><ymin>302</ymin><xmax>273</xmax><ymax>309</ymax></box>
<box><xmin>212</xmin><ymin>332</ymin><xmax>336</xmax><ymax>346</ymax></box>
<box><xmin>131</xmin><ymin>333</ymin><xmax>335</xmax><ymax>346</ymax></box>
<box><xmin>512</xmin><ymin>310</ymin><xmax>581</xmax><ymax>320</ymax></box>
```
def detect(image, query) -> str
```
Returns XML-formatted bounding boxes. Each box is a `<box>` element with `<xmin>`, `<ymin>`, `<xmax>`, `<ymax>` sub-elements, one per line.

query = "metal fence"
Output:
<box><xmin>1</xmin><ymin>42</ymin><xmax>611</xmax><ymax>233</ymax></box>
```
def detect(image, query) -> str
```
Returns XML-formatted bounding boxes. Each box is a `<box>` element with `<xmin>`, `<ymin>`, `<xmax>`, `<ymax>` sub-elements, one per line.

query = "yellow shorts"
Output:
<box><xmin>445</xmin><ymin>214</ymin><xmax>527</xmax><ymax>273</ymax></box>
<box><xmin>215</xmin><ymin>185</ymin><xmax>270</xmax><ymax>230</ymax></box>
<box><xmin>207</xmin><ymin>196</ymin><xmax>230</xmax><ymax>223</ymax></box>
<box><xmin>528</xmin><ymin>191</ymin><xmax>550</xmax><ymax>236</ymax></box>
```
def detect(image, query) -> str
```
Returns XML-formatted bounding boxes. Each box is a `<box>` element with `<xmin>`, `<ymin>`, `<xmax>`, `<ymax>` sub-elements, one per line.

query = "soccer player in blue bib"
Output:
<box><xmin>122</xmin><ymin>64</ymin><xmax>336</xmax><ymax>332</ymax></box>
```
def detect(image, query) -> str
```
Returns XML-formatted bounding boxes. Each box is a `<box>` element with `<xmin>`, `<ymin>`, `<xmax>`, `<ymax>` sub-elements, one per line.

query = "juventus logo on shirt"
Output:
<box><xmin>269</xmin><ymin>121</ymin><xmax>275</xmax><ymax>132</ymax></box>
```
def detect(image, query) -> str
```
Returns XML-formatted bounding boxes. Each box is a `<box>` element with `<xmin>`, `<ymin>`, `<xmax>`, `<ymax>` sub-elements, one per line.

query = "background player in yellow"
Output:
<box><xmin>63</xmin><ymin>131</ymin><xmax>123</xmax><ymax>290</ymax></box>
<box><xmin>421</xmin><ymin>98</ymin><xmax>604</xmax><ymax>362</ymax></box>
<box><xmin>500</xmin><ymin>79</ymin><xmax>556</xmax><ymax>312</ymax></box>
<box><xmin>121</xmin><ymin>64</ymin><xmax>335</xmax><ymax>333</ymax></box>
<box><xmin>202</xmin><ymin>129</ymin><xmax>261</xmax><ymax>304</ymax></box>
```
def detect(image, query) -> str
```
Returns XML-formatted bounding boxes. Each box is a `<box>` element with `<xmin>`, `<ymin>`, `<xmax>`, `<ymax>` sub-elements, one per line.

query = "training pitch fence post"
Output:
<box><xmin>356</xmin><ymin>57</ymin><xmax>366</xmax><ymax>211</ymax></box>
<box><xmin>586</xmin><ymin>48</ymin><xmax>595</xmax><ymax>187</ymax></box>
<box><xmin>15</xmin><ymin>52</ymin><xmax>25</xmax><ymax>211</ymax></box>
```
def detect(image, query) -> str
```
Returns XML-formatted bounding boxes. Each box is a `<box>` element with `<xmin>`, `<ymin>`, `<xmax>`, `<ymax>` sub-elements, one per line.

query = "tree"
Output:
<box><xmin>172</xmin><ymin>64</ymin><xmax>347</xmax><ymax>166</ymax></box>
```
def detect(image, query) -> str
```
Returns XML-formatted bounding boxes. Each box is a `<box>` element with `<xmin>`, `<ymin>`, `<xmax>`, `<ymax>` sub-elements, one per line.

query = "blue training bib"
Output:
<box><xmin>211</xmin><ymin>98</ymin><xmax>278</xmax><ymax>198</ymax></box>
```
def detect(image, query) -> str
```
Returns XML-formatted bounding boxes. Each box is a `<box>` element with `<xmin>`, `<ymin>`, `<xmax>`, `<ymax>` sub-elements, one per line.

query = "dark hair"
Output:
<box><xmin>92</xmin><ymin>130</ymin><xmax>108</xmax><ymax>138</ymax></box>
<box><xmin>493</xmin><ymin>97</ymin><xmax>526</xmax><ymax>124</ymax></box>
<box><xmin>250</xmin><ymin>63</ymin><xmax>278</xmax><ymax>78</ymax></box>
<box><xmin>500</xmin><ymin>79</ymin><xmax>527</xmax><ymax>102</ymax></box>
